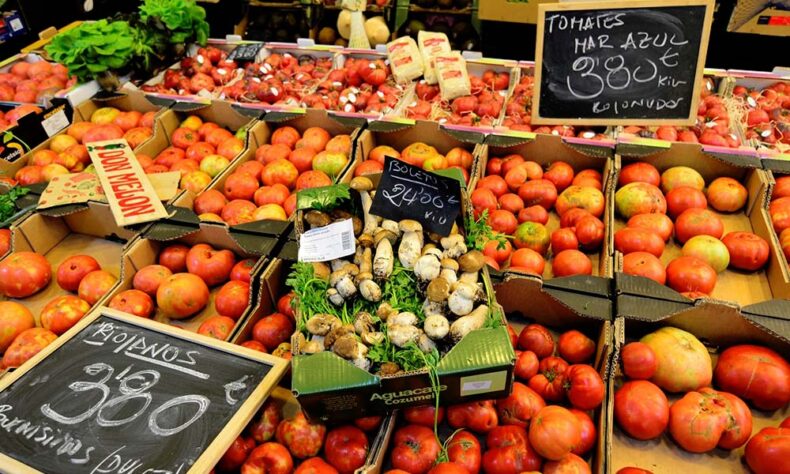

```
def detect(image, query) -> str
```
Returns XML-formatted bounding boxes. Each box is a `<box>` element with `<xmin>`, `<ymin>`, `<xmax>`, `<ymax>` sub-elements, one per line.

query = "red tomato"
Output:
<box><xmin>277</xmin><ymin>292</ymin><xmax>295</xmax><ymax>319</ymax></box>
<box><xmin>253</xmin><ymin>313</ymin><xmax>295</xmax><ymax>351</ymax></box>
<box><xmin>614</xmin><ymin>380</ymin><xmax>669</xmax><ymax>440</ymax></box>
<box><xmin>471</xmin><ymin>188</ymin><xmax>498</xmax><ymax>216</ymax></box>
<box><xmin>197</xmin><ymin>315</ymin><xmax>236</xmax><ymax>340</ymax></box>
<box><xmin>446</xmin><ymin>431</ymin><xmax>482</xmax><ymax>474</ymax></box>
<box><xmin>745</xmin><ymin>427</ymin><xmax>790</xmax><ymax>474</ymax></box>
<box><xmin>553</xmin><ymin>250</ymin><xmax>593</xmax><ymax>277</ymax></box>
<box><xmin>721</xmin><ymin>231</ymin><xmax>770</xmax><ymax>271</ymax></box>
<box><xmin>518</xmin><ymin>205</ymin><xmax>549</xmax><ymax>225</ymax></box>
<box><xmin>353</xmin><ymin>416</ymin><xmax>382</xmax><ymax>432</ymax></box>
<box><xmin>564</xmin><ymin>364</ymin><xmax>605</xmax><ymax>410</ymax></box>
<box><xmin>390</xmin><ymin>425</ymin><xmax>440</xmax><ymax>474</ymax></box>
<box><xmin>133</xmin><ymin>264</ymin><xmax>172</xmax><ymax>297</ymax></box>
<box><xmin>574</xmin><ymin>215</ymin><xmax>604</xmax><ymax>251</ymax></box>
<box><xmin>404</xmin><ymin>405</ymin><xmax>445</xmax><ymax>428</ymax></box>
<box><xmin>518</xmin><ymin>324</ymin><xmax>555</xmax><ymax>358</ymax></box>
<box><xmin>560</xmin><ymin>208</ymin><xmax>592</xmax><ymax>229</ymax></box>
<box><xmin>666</xmin><ymin>256</ymin><xmax>717</xmax><ymax>295</ymax></box>
<box><xmin>488</xmin><ymin>209</ymin><xmax>518</xmax><ymax>235</ymax></box>
<box><xmin>498</xmin><ymin>193</ymin><xmax>524</xmax><ymax>214</ymax></box>
<box><xmin>515</xmin><ymin>350</ymin><xmax>540</xmax><ymax>381</ymax></box>
<box><xmin>509</xmin><ymin>248</ymin><xmax>545</xmax><ymax>275</ymax></box>
<box><xmin>627</xmin><ymin>213</ymin><xmax>674</xmax><ymax>242</ymax></box>
<box><xmin>517</xmin><ymin>179</ymin><xmax>558</xmax><ymax>210</ymax></box>
<box><xmin>477</xmin><ymin>175</ymin><xmax>508</xmax><ymax>197</ymax></box>
<box><xmin>218</xmin><ymin>435</ymin><xmax>255</xmax><ymax>472</ymax></box>
<box><xmin>668</xmin><ymin>388</ymin><xmax>752</xmax><ymax>452</ymax></box>
<box><xmin>551</xmin><ymin>228</ymin><xmax>579</xmax><ymax>253</ymax></box>
<box><xmin>483</xmin><ymin>425</ymin><xmax>542</xmax><ymax>474</ymax></box>
<box><xmin>496</xmin><ymin>382</ymin><xmax>546</xmax><ymax>427</ymax></box>
<box><xmin>447</xmin><ymin>401</ymin><xmax>499</xmax><ymax>434</ymax></box>
<box><xmin>324</xmin><ymin>425</ymin><xmax>368</xmax><ymax>474</ymax></box>
<box><xmin>614</xmin><ymin>228</ymin><xmax>665</xmax><ymax>258</ymax></box>
<box><xmin>241</xmin><ymin>340</ymin><xmax>267</xmax><ymax>352</ymax></box>
<box><xmin>56</xmin><ymin>255</ymin><xmax>100</xmax><ymax>292</ymax></box>
<box><xmin>487</xmin><ymin>157</ymin><xmax>504</xmax><ymax>176</ymax></box>
<box><xmin>622</xmin><ymin>252</ymin><xmax>666</xmax><ymax>285</ymax></box>
<box><xmin>500</xmin><ymin>155</ymin><xmax>525</xmax><ymax>175</ymax></box>
<box><xmin>543</xmin><ymin>453</ymin><xmax>591</xmax><ymax>474</ymax></box>
<box><xmin>569</xmin><ymin>409</ymin><xmax>596</xmax><ymax>456</ymax></box>
<box><xmin>616</xmin><ymin>469</ymin><xmax>654</xmax><ymax>474</ymax></box>
<box><xmin>215</xmin><ymin>280</ymin><xmax>250</xmax><ymax>320</ymax></box>
<box><xmin>507</xmin><ymin>325</ymin><xmax>518</xmax><ymax>347</ymax></box>
<box><xmin>242</xmin><ymin>442</ymin><xmax>294</xmax><ymax>474</ymax></box>
<box><xmin>544</xmin><ymin>162</ymin><xmax>575</xmax><ymax>192</ymax></box>
<box><xmin>159</xmin><ymin>244</ymin><xmax>190</xmax><ymax>273</ymax></box>
<box><xmin>0</xmin><ymin>251</ymin><xmax>51</xmax><ymax>298</ymax></box>
<box><xmin>250</xmin><ymin>399</ymin><xmax>281</xmax><ymax>443</ymax></box>
<box><xmin>618</xmin><ymin>162</ymin><xmax>660</xmax><ymax>187</ymax></box>
<box><xmin>707</xmin><ymin>177</ymin><xmax>747</xmax><ymax>213</ymax></box>
<box><xmin>295</xmin><ymin>458</ymin><xmax>339</xmax><ymax>474</ymax></box>
<box><xmin>186</xmin><ymin>243</ymin><xmax>235</xmax><ymax>287</ymax></box>
<box><xmin>774</xmin><ymin>176</ymin><xmax>790</xmax><ymax>201</ymax></box>
<box><xmin>230</xmin><ymin>258</ymin><xmax>256</xmax><ymax>283</ymax></box>
<box><xmin>666</xmin><ymin>186</ymin><xmax>707</xmax><ymax>219</ymax></box>
<box><xmin>714</xmin><ymin>344</ymin><xmax>790</xmax><ymax>411</ymax></box>
<box><xmin>558</xmin><ymin>330</ymin><xmax>595</xmax><ymax>364</ymax></box>
<box><xmin>427</xmin><ymin>463</ymin><xmax>468</xmax><ymax>474</ymax></box>
<box><xmin>528</xmin><ymin>405</ymin><xmax>582</xmax><ymax>461</ymax></box>
<box><xmin>275</xmin><ymin>412</ymin><xmax>326</xmax><ymax>459</ymax></box>
<box><xmin>484</xmin><ymin>238</ymin><xmax>513</xmax><ymax>265</ymax></box>
<box><xmin>674</xmin><ymin>208</ymin><xmax>724</xmax><ymax>244</ymax></box>
<box><xmin>621</xmin><ymin>342</ymin><xmax>657</xmax><ymax>379</ymax></box>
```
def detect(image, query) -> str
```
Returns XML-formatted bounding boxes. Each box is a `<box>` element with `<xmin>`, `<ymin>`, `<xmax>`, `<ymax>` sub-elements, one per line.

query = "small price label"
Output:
<box><xmin>298</xmin><ymin>219</ymin><xmax>356</xmax><ymax>263</ymax></box>
<box><xmin>41</xmin><ymin>109</ymin><xmax>70</xmax><ymax>137</ymax></box>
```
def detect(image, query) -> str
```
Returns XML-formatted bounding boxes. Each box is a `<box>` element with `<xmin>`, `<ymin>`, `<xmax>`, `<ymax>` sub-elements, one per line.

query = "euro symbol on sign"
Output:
<box><xmin>224</xmin><ymin>375</ymin><xmax>251</xmax><ymax>405</ymax></box>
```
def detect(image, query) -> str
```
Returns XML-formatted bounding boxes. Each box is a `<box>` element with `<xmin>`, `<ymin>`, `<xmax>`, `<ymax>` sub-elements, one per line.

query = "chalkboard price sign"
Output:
<box><xmin>227</xmin><ymin>43</ymin><xmax>264</xmax><ymax>62</ymax></box>
<box><xmin>0</xmin><ymin>308</ymin><xmax>288</xmax><ymax>474</ymax></box>
<box><xmin>533</xmin><ymin>0</ymin><xmax>714</xmax><ymax>126</ymax></box>
<box><xmin>369</xmin><ymin>157</ymin><xmax>462</xmax><ymax>236</ymax></box>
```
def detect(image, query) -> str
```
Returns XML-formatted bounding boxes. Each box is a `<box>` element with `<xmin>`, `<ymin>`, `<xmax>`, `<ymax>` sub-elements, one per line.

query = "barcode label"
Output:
<box><xmin>298</xmin><ymin>219</ymin><xmax>356</xmax><ymax>263</ymax></box>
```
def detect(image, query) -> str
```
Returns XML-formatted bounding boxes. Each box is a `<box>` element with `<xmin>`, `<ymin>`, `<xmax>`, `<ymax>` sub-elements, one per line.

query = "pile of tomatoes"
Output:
<box><xmin>621</xmin><ymin>78</ymin><xmax>741</xmax><ymax>148</ymax></box>
<box><xmin>0</xmin><ymin>59</ymin><xmax>76</xmax><ymax>104</ymax></box>
<box><xmin>0</xmin><ymin>104</ymin><xmax>42</xmax><ymax>132</ymax></box>
<box><xmin>769</xmin><ymin>174</ymin><xmax>790</xmax><ymax>263</ymax></box>
<box><xmin>214</xmin><ymin>393</ymin><xmax>379</xmax><ymax>473</ymax></box>
<box><xmin>0</xmin><ymin>249</ymin><xmax>117</xmax><ymax>369</ymax></box>
<box><xmin>472</xmin><ymin>155</ymin><xmax>606</xmax><ymax>277</ymax></box>
<box><xmin>615</xmin><ymin>161</ymin><xmax>770</xmax><ymax>296</ymax></box>
<box><xmin>136</xmin><ymin>114</ymin><xmax>244</xmax><ymax>194</ymax></box>
<box><xmin>735</xmin><ymin>81</ymin><xmax>790</xmax><ymax>149</ymax></box>
<box><xmin>353</xmin><ymin>141</ymin><xmax>474</xmax><ymax>181</ymax></box>
<box><xmin>142</xmin><ymin>46</ymin><xmax>241</xmax><ymax>97</ymax></box>
<box><xmin>377</xmin><ymin>323</ymin><xmax>603</xmax><ymax>474</ymax></box>
<box><xmin>406</xmin><ymin>69</ymin><xmax>508</xmax><ymax>128</ymax></box>
<box><xmin>613</xmin><ymin>328</ymin><xmax>790</xmax><ymax>474</ymax></box>
<box><xmin>191</xmin><ymin>125</ymin><xmax>351</xmax><ymax>225</ymax></box>
<box><xmin>306</xmin><ymin>57</ymin><xmax>404</xmax><ymax>114</ymax></box>
<box><xmin>222</xmin><ymin>53</ymin><xmax>334</xmax><ymax>107</ymax></box>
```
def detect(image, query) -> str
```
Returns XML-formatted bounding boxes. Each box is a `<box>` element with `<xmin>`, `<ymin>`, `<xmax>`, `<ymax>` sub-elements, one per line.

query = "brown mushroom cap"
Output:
<box><xmin>312</xmin><ymin>262</ymin><xmax>331</xmax><ymax>281</ymax></box>
<box><xmin>358</xmin><ymin>233</ymin><xmax>374</xmax><ymax>248</ymax></box>
<box><xmin>399</xmin><ymin>219</ymin><xmax>423</xmax><ymax>233</ymax></box>
<box><xmin>305</xmin><ymin>210</ymin><xmax>332</xmax><ymax>228</ymax></box>
<box><xmin>459</xmin><ymin>250</ymin><xmax>486</xmax><ymax>273</ymax></box>
<box><xmin>374</xmin><ymin>229</ymin><xmax>398</xmax><ymax>245</ymax></box>
<box><xmin>427</xmin><ymin>277</ymin><xmax>451</xmax><ymax>302</ymax></box>
<box><xmin>441</xmin><ymin>258</ymin><xmax>459</xmax><ymax>272</ymax></box>
<box><xmin>350</xmin><ymin>176</ymin><xmax>374</xmax><ymax>192</ymax></box>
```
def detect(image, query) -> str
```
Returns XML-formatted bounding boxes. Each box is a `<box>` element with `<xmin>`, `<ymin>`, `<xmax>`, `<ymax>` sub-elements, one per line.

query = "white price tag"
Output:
<box><xmin>41</xmin><ymin>109</ymin><xmax>70</xmax><ymax>137</ymax></box>
<box><xmin>9</xmin><ymin>18</ymin><xmax>23</xmax><ymax>32</ymax></box>
<box><xmin>298</xmin><ymin>219</ymin><xmax>356</xmax><ymax>263</ymax></box>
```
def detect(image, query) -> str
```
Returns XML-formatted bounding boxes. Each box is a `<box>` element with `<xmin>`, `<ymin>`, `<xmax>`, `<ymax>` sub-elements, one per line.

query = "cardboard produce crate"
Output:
<box><xmin>728</xmin><ymin>69</ymin><xmax>790</xmax><ymax>153</ymax></box>
<box><xmin>472</xmin><ymin>133</ymin><xmax>616</xmax><ymax>279</ymax></box>
<box><xmin>613</xmin><ymin>141</ymin><xmax>787</xmax><ymax>305</ymax></box>
<box><xmin>610</xmin><ymin>285</ymin><xmax>790</xmax><ymax>473</ymax></box>
<box><xmin>493</xmin><ymin>272</ymin><xmax>614</xmax><ymax>473</ymax></box>
<box><xmin>106</xmin><ymin>224</ymin><xmax>278</xmax><ymax>341</ymax></box>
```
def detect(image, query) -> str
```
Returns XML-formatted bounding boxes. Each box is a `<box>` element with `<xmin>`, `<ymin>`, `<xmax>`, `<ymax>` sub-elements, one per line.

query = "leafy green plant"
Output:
<box><xmin>296</xmin><ymin>184</ymin><xmax>351</xmax><ymax>212</ymax></box>
<box><xmin>0</xmin><ymin>186</ymin><xmax>29</xmax><ymax>224</ymax></box>
<box><xmin>139</xmin><ymin>0</ymin><xmax>209</xmax><ymax>46</ymax></box>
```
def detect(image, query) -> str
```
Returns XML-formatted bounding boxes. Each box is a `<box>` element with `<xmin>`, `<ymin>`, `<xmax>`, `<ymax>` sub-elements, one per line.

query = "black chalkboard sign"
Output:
<box><xmin>533</xmin><ymin>0</ymin><xmax>713</xmax><ymax>126</ymax></box>
<box><xmin>227</xmin><ymin>43</ymin><xmax>264</xmax><ymax>63</ymax></box>
<box><xmin>0</xmin><ymin>308</ymin><xmax>288</xmax><ymax>474</ymax></box>
<box><xmin>369</xmin><ymin>157</ymin><xmax>462</xmax><ymax>236</ymax></box>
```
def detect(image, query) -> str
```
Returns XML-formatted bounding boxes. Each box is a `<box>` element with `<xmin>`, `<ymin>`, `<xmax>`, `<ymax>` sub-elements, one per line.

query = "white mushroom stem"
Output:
<box><xmin>359</xmin><ymin>279</ymin><xmax>382</xmax><ymax>302</ymax></box>
<box><xmin>448</xmin><ymin>281</ymin><xmax>478</xmax><ymax>316</ymax></box>
<box><xmin>418</xmin><ymin>333</ymin><xmax>437</xmax><ymax>353</ymax></box>
<box><xmin>423</xmin><ymin>299</ymin><xmax>446</xmax><ymax>319</ymax></box>
<box><xmin>388</xmin><ymin>312</ymin><xmax>419</xmax><ymax>326</ymax></box>
<box><xmin>459</xmin><ymin>271</ymin><xmax>479</xmax><ymax>284</ymax></box>
<box><xmin>373</xmin><ymin>237</ymin><xmax>394</xmax><ymax>279</ymax></box>
<box><xmin>331</xmin><ymin>259</ymin><xmax>350</xmax><ymax>272</ymax></box>
<box><xmin>327</xmin><ymin>288</ymin><xmax>345</xmax><ymax>306</ymax></box>
<box><xmin>440</xmin><ymin>268</ymin><xmax>458</xmax><ymax>285</ymax></box>
<box><xmin>414</xmin><ymin>254</ymin><xmax>441</xmax><ymax>281</ymax></box>
<box><xmin>441</xmin><ymin>234</ymin><xmax>467</xmax><ymax>259</ymax></box>
<box><xmin>449</xmin><ymin>304</ymin><xmax>489</xmax><ymax>343</ymax></box>
<box><xmin>398</xmin><ymin>221</ymin><xmax>424</xmax><ymax>270</ymax></box>
<box><xmin>359</xmin><ymin>190</ymin><xmax>378</xmax><ymax>235</ymax></box>
<box><xmin>388</xmin><ymin>324</ymin><xmax>422</xmax><ymax>347</ymax></box>
<box><xmin>424</xmin><ymin>314</ymin><xmax>450</xmax><ymax>340</ymax></box>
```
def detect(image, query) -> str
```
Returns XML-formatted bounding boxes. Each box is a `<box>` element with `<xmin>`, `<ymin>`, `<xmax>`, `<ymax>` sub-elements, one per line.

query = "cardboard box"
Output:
<box><xmin>609</xmin><ymin>288</ymin><xmax>790</xmax><ymax>473</ymax></box>
<box><xmin>0</xmin><ymin>201</ymin><xmax>136</xmax><ymax>326</ymax></box>
<box><xmin>728</xmin><ymin>2</ymin><xmax>790</xmax><ymax>36</ymax></box>
<box><xmin>105</xmin><ymin>224</ymin><xmax>277</xmax><ymax>340</ymax></box>
<box><xmin>0</xmin><ymin>102</ymin><xmax>62</xmax><ymax>166</ymax></box>
<box><xmin>473</xmin><ymin>133</ymin><xmax>616</xmax><ymax>279</ymax></box>
<box><xmin>613</xmin><ymin>141</ymin><xmax>789</xmax><ymax>305</ymax></box>
<box><xmin>753</xmin><ymin>158</ymin><xmax>790</xmax><ymax>302</ymax></box>
<box><xmin>494</xmin><ymin>272</ymin><xmax>614</xmax><ymax>473</ymax></box>
<box><xmin>478</xmin><ymin>0</ymin><xmax>559</xmax><ymax>24</ymax></box>
<box><xmin>728</xmin><ymin>69</ymin><xmax>790</xmax><ymax>153</ymax></box>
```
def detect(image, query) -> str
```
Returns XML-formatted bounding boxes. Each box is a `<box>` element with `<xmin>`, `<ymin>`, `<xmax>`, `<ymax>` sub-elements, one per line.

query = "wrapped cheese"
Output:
<box><xmin>386</xmin><ymin>36</ymin><xmax>424</xmax><ymax>84</ymax></box>
<box><xmin>435</xmin><ymin>52</ymin><xmax>471</xmax><ymax>101</ymax></box>
<box><xmin>418</xmin><ymin>31</ymin><xmax>451</xmax><ymax>85</ymax></box>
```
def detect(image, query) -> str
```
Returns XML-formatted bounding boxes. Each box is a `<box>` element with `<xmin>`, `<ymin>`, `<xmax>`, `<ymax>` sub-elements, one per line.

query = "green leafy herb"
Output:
<box><xmin>296</xmin><ymin>184</ymin><xmax>351</xmax><ymax>212</ymax></box>
<box><xmin>0</xmin><ymin>186</ymin><xmax>29</xmax><ymax>224</ymax></box>
<box><xmin>383</xmin><ymin>261</ymin><xmax>423</xmax><ymax>316</ymax></box>
<box><xmin>139</xmin><ymin>0</ymin><xmax>209</xmax><ymax>46</ymax></box>
<box><xmin>285</xmin><ymin>262</ymin><xmax>335</xmax><ymax>332</ymax></box>
<box><xmin>465</xmin><ymin>209</ymin><xmax>508</xmax><ymax>251</ymax></box>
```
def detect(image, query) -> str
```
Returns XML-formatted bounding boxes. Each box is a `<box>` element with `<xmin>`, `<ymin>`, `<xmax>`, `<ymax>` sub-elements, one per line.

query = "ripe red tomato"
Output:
<box><xmin>324</xmin><ymin>425</ymin><xmax>368</xmax><ymax>474</ymax></box>
<box><xmin>707</xmin><ymin>177</ymin><xmax>747</xmax><ymax>213</ymax></box>
<box><xmin>666</xmin><ymin>186</ymin><xmax>707</xmax><ymax>219</ymax></box>
<box><xmin>622</xmin><ymin>252</ymin><xmax>666</xmax><ymax>285</ymax></box>
<box><xmin>621</xmin><ymin>342</ymin><xmax>657</xmax><ymax>379</ymax></box>
<box><xmin>544</xmin><ymin>162</ymin><xmax>575</xmax><ymax>192</ymax></box>
<box><xmin>403</xmin><ymin>405</ymin><xmax>444</xmax><ymax>428</ymax></box>
<box><xmin>133</xmin><ymin>264</ymin><xmax>172</xmax><ymax>297</ymax></box>
<box><xmin>744</xmin><ymin>427</ymin><xmax>790</xmax><ymax>474</ymax></box>
<box><xmin>509</xmin><ymin>248</ymin><xmax>545</xmax><ymax>275</ymax></box>
<box><xmin>496</xmin><ymin>382</ymin><xmax>546</xmax><ymax>427</ymax></box>
<box><xmin>447</xmin><ymin>401</ymin><xmax>498</xmax><ymax>434</ymax></box>
<box><xmin>477</xmin><ymin>175</ymin><xmax>508</xmax><ymax>197</ymax></box>
<box><xmin>553</xmin><ymin>250</ymin><xmax>593</xmax><ymax>277</ymax></box>
<box><xmin>231</xmin><ymin>258</ymin><xmax>257</xmax><ymax>283</ymax></box>
<box><xmin>551</xmin><ymin>228</ymin><xmax>579</xmax><ymax>254</ymax></box>
<box><xmin>614</xmin><ymin>228</ymin><xmax>665</xmax><ymax>257</ymax></box>
<box><xmin>518</xmin><ymin>205</ymin><xmax>549</xmax><ymax>225</ymax></box>
<box><xmin>674</xmin><ymin>208</ymin><xmax>724</xmax><ymax>244</ymax></box>
<box><xmin>498</xmin><ymin>193</ymin><xmax>524</xmax><ymax>214</ymax></box>
<box><xmin>518</xmin><ymin>324</ymin><xmax>555</xmax><ymax>359</ymax></box>
<box><xmin>616</xmin><ymin>469</ymin><xmax>654</xmax><ymax>474</ymax></box>
<box><xmin>721</xmin><ymin>231</ymin><xmax>770</xmax><ymax>271</ymax></box>
<box><xmin>564</xmin><ymin>364</ymin><xmax>605</xmax><ymax>410</ymax></box>
<box><xmin>78</xmin><ymin>270</ymin><xmax>116</xmax><ymax>305</ymax></box>
<box><xmin>446</xmin><ymin>431</ymin><xmax>482</xmax><ymax>474</ymax></box>
<box><xmin>427</xmin><ymin>463</ymin><xmax>468</xmax><ymax>474</ymax></box>
<box><xmin>517</xmin><ymin>179</ymin><xmax>558</xmax><ymax>209</ymax></box>
<box><xmin>714</xmin><ymin>344</ymin><xmax>790</xmax><ymax>411</ymax></box>
<box><xmin>515</xmin><ymin>350</ymin><xmax>540</xmax><ymax>381</ymax></box>
<box><xmin>390</xmin><ymin>425</ymin><xmax>440</xmax><ymax>474</ymax></box>
<box><xmin>543</xmin><ymin>453</ymin><xmax>591</xmax><ymax>474</ymax></box>
<box><xmin>668</xmin><ymin>388</ymin><xmax>752</xmax><ymax>453</ymax></box>
<box><xmin>666</xmin><ymin>256</ymin><xmax>717</xmax><ymax>295</ymax></box>
<box><xmin>186</xmin><ymin>243</ymin><xmax>235</xmax><ymax>287</ymax></box>
<box><xmin>218</xmin><ymin>435</ymin><xmax>255</xmax><ymax>472</ymax></box>
<box><xmin>275</xmin><ymin>412</ymin><xmax>326</xmax><ymax>459</ymax></box>
<box><xmin>483</xmin><ymin>425</ymin><xmax>542</xmax><ymax>474</ymax></box>
<box><xmin>294</xmin><ymin>458</ymin><xmax>339</xmax><ymax>474</ymax></box>
<box><xmin>56</xmin><ymin>255</ymin><xmax>100</xmax><ymax>292</ymax></box>
<box><xmin>253</xmin><ymin>313</ymin><xmax>295</xmax><ymax>351</ymax></box>
<box><xmin>569</xmin><ymin>409</ymin><xmax>596</xmax><ymax>456</ymax></box>
<box><xmin>528</xmin><ymin>405</ymin><xmax>582</xmax><ymax>461</ymax></box>
<box><xmin>774</xmin><ymin>176</ymin><xmax>790</xmax><ymax>200</ymax></box>
<box><xmin>0</xmin><ymin>251</ymin><xmax>51</xmax><ymax>298</ymax></box>
<box><xmin>488</xmin><ymin>209</ymin><xmax>518</xmax><ymax>235</ymax></box>
<box><xmin>250</xmin><ymin>399</ymin><xmax>281</xmax><ymax>443</ymax></box>
<box><xmin>614</xmin><ymin>380</ymin><xmax>669</xmax><ymax>440</ymax></box>
<box><xmin>277</xmin><ymin>292</ymin><xmax>295</xmax><ymax>320</ymax></box>
<box><xmin>574</xmin><ymin>215</ymin><xmax>604</xmax><ymax>251</ymax></box>
<box><xmin>484</xmin><ymin>238</ymin><xmax>513</xmax><ymax>265</ymax></box>
<box><xmin>215</xmin><ymin>280</ymin><xmax>250</xmax><ymax>320</ymax></box>
<box><xmin>471</xmin><ymin>188</ymin><xmax>498</xmax><ymax>216</ymax></box>
<box><xmin>626</xmin><ymin>213</ymin><xmax>674</xmax><ymax>242</ymax></box>
<box><xmin>556</xmin><ymin>185</ymin><xmax>605</xmax><ymax>217</ymax></box>
<box><xmin>618</xmin><ymin>162</ymin><xmax>660</xmax><ymax>187</ymax></box>
<box><xmin>500</xmin><ymin>155</ymin><xmax>525</xmax><ymax>175</ymax></box>
<box><xmin>559</xmin><ymin>208</ymin><xmax>592</xmax><ymax>229</ymax></box>
<box><xmin>159</xmin><ymin>244</ymin><xmax>190</xmax><ymax>273</ymax></box>
<box><xmin>558</xmin><ymin>330</ymin><xmax>595</xmax><ymax>364</ymax></box>
<box><xmin>242</xmin><ymin>442</ymin><xmax>294</xmax><ymax>474</ymax></box>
